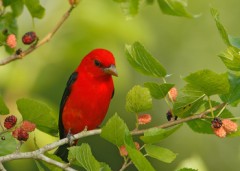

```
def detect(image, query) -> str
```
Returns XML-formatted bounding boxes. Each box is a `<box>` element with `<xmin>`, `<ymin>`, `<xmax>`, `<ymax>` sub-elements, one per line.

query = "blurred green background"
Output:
<box><xmin>1</xmin><ymin>0</ymin><xmax>240</xmax><ymax>170</ymax></box>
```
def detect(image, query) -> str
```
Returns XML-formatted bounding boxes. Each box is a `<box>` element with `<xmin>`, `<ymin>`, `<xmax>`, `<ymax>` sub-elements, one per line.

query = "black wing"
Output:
<box><xmin>111</xmin><ymin>89</ymin><xmax>115</xmax><ymax>99</ymax></box>
<box><xmin>58</xmin><ymin>72</ymin><xmax>78</xmax><ymax>139</ymax></box>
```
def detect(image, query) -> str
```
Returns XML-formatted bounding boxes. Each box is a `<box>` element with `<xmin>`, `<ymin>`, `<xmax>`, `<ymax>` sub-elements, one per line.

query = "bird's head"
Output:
<box><xmin>78</xmin><ymin>49</ymin><xmax>118</xmax><ymax>78</ymax></box>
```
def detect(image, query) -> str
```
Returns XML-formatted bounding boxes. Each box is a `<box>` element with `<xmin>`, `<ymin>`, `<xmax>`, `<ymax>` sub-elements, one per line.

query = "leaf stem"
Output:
<box><xmin>208</xmin><ymin>96</ymin><xmax>215</xmax><ymax>118</ymax></box>
<box><xmin>162</xmin><ymin>77</ymin><xmax>175</xmax><ymax>116</ymax></box>
<box><xmin>216</xmin><ymin>102</ymin><xmax>227</xmax><ymax>117</ymax></box>
<box><xmin>135</xmin><ymin>113</ymin><xmax>139</xmax><ymax>130</ymax></box>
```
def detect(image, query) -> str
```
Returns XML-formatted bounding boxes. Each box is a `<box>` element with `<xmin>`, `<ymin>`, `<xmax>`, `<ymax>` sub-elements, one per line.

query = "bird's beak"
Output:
<box><xmin>104</xmin><ymin>64</ymin><xmax>118</xmax><ymax>77</ymax></box>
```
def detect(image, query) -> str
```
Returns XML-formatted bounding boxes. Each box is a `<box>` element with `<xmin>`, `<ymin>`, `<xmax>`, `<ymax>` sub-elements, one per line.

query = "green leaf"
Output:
<box><xmin>126</xmin><ymin>85</ymin><xmax>152</xmax><ymax>113</ymax></box>
<box><xmin>187</xmin><ymin>101</ymin><xmax>234</xmax><ymax>134</ymax></box>
<box><xmin>145</xmin><ymin>144</ymin><xmax>177</xmax><ymax>163</ymax></box>
<box><xmin>146</xmin><ymin>0</ymin><xmax>154</xmax><ymax>5</ymax></box>
<box><xmin>218</xmin><ymin>47</ymin><xmax>240</xmax><ymax>71</ymax></box>
<box><xmin>144</xmin><ymin>82</ymin><xmax>174</xmax><ymax>99</ymax></box>
<box><xmin>0</xmin><ymin>12</ymin><xmax>18</xmax><ymax>34</ymax></box>
<box><xmin>24</xmin><ymin>0</ymin><xmax>45</xmax><ymax>19</ymax></box>
<box><xmin>68</xmin><ymin>144</ymin><xmax>110</xmax><ymax>171</ymax></box>
<box><xmin>187</xmin><ymin>119</ymin><xmax>213</xmax><ymax>134</ymax></box>
<box><xmin>229</xmin><ymin>35</ymin><xmax>240</xmax><ymax>49</ymax></box>
<box><xmin>100</xmin><ymin>163</ymin><xmax>112</xmax><ymax>171</ymax></box>
<box><xmin>126</xmin><ymin>42</ymin><xmax>167</xmax><ymax>77</ymax></box>
<box><xmin>101</xmin><ymin>113</ymin><xmax>129</xmax><ymax>146</ymax></box>
<box><xmin>177</xmin><ymin>168</ymin><xmax>198</xmax><ymax>171</ymax></box>
<box><xmin>157</xmin><ymin>0</ymin><xmax>196</xmax><ymax>18</ymax></box>
<box><xmin>211</xmin><ymin>8</ymin><xmax>231</xmax><ymax>46</ymax></box>
<box><xmin>16</xmin><ymin>98</ymin><xmax>58</xmax><ymax>136</ymax></box>
<box><xmin>140</xmin><ymin>125</ymin><xmax>182</xmax><ymax>144</ymax></box>
<box><xmin>0</xmin><ymin>132</ymin><xmax>18</xmax><ymax>156</ymax></box>
<box><xmin>125</xmin><ymin>136</ymin><xmax>155</xmax><ymax>171</ymax></box>
<box><xmin>11</xmin><ymin>0</ymin><xmax>24</xmax><ymax>17</ymax></box>
<box><xmin>0</xmin><ymin>96</ymin><xmax>9</xmax><ymax>115</ymax></box>
<box><xmin>173</xmin><ymin>84</ymin><xmax>205</xmax><ymax>118</ymax></box>
<box><xmin>220</xmin><ymin>72</ymin><xmax>240</xmax><ymax>106</ymax></box>
<box><xmin>2</xmin><ymin>0</ymin><xmax>11</xmax><ymax>6</ymax></box>
<box><xmin>184</xmin><ymin>70</ymin><xmax>229</xmax><ymax>96</ymax></box>
<box><xmin>115</xmin><ymin>0</ymin><xmax>140</xmax><ymax>18</ymax></box>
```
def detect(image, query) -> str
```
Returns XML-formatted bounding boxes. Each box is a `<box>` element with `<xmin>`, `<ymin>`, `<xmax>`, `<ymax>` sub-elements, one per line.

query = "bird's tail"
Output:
<box><xmin>54</xmin><ymin>144</ymin><xmax>69</xmax><ymax>162</ymax></box>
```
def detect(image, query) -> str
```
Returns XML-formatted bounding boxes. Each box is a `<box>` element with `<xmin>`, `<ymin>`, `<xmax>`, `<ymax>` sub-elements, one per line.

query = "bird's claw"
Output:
<box><xmin>66</xmin><ymin>129</ymin><xmax>74</xmax><ymax>146</ymax></box>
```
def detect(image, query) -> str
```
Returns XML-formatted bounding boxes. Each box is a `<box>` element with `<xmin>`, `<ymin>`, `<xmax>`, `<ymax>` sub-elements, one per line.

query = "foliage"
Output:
<box><xmin>0</xmin><ymin>1</ymin><xmax>240</xmax><ymax>171</ymax></box>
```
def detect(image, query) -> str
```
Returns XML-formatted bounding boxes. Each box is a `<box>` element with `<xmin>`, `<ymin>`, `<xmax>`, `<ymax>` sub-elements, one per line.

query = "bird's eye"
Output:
<box><xmin>94</xmin><ymin>60</ymin><xmax>102</xmax><ymax>67</ymax></box>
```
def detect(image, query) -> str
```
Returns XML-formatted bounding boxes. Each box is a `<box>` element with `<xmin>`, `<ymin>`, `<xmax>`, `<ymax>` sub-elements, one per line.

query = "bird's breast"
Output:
<box><xmin>62</xmin><ymin>75</ymin><xmax>114</xmax><ymax>135</ymax></box>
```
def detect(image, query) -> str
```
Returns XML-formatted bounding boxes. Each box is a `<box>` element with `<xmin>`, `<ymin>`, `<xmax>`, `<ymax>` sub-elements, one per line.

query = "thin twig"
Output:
<box><xmin>0</xmin><ymin>6</ymin><xmax>75</xmax><ymax>66</ymax></box>
<box><xmin>119</xmin><ymin>160</ymin><xmax>132</xmax><ymax>171</ymax></box>
<box><xmin>131</xmin><ymin>102</ymin><xmax>226</xmax><ymax>135</ymax></box>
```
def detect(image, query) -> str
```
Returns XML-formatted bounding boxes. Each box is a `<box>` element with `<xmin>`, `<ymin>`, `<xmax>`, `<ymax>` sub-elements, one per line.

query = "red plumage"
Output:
<box><xmin>55</xmin><ymin>49</ymin><xmax>117</xmax><ymax>161</ymax></box>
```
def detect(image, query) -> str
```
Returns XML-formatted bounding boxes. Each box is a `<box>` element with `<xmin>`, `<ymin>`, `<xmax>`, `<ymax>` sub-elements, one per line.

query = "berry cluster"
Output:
<box><xmin>5</xmin><ymin>31</ymin><xmax>38</xmax><ymax>53</ymax></box>
<box><xmin>3</xmin><ymin>115</ymin><xmax>36</xmax><ymax>142</ymax></box>
<box><xmin>211</xmin><ymin>117</ymin><xmax>238</xmax><ymax>138</ymax></box>
<box><xmin>119</xmin><ymin>142</ymin><xmax>140</xmax><ymax>156</ymax></box>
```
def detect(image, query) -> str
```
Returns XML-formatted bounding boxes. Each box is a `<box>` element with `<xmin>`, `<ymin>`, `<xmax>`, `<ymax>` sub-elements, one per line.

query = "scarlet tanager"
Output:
<box><xmin>55</xmin><ymin>49</ymin><xmax>117</xmax><ymax>161</ymax></box>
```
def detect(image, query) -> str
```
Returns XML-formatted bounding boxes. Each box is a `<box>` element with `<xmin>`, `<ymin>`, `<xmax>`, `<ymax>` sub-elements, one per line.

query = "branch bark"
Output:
<box><xmin>0</xmin><ymin>6</ymin><xmax>75</xmax><ymax>66</ymax></box>
<box><xmin>0</xmin><ymin>103</ymin><xmax>226</xmax><ymax>170</ymax></box>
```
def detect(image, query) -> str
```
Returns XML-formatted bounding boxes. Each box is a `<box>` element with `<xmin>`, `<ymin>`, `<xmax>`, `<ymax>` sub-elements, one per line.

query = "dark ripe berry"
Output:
<box><xmin>4</xmin><ymin>115</ymin><xmax>17</xmax><ymax>129</ymax></box>
<box><xmin>1</xmin><ymin>136</ymin><xmax>5</xmax><ymax>140</ymax></box>
<box><xmin>166</xmin><ymin>110</ymin><xmax>172</xmax><ymax>121</ymax></box>
<box><xmin>166</xmin><ymin>110</ymin><xmax>178</xmax><ymax>121</ymax></box>
<box><xmin>2</xmin><ymin>29</ymin><xmax>8</xmax><ymax>35</ymax></box>
<box><xmin>22</xmin><ymin>31</ymin><xmax>37</xmax><ymax>45</ymax></box>
<box><xmin>18</xmin><ymin>129</ymin><xmax>29</xmax><ymax>141</ymax></box>
<box><xmin>15</xmin><ymin>48</ymin><xmax>22</xmax><ymax>55</ymax></box>
<box><xmin>211</xmin><ymin>117</ymin><xmax>223</xmax><ymax>129</ymax></box>
<box><xmin>12</xmin><ymin>128</ymin><xmax>29</xmax><ymax>141</ymax></box>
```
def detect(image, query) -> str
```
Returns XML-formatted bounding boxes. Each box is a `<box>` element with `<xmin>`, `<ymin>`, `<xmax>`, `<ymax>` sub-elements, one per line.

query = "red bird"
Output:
<box><xmin>55</xmin><ymin>49</ymin><xmax>117</xmax><ymax>161</ymax></box>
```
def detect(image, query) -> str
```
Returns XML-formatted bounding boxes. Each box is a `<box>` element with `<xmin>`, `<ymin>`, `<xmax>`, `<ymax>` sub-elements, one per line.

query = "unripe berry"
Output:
<box><xmin>119</xmin><ymin>145</ymin><xmax>128</xmax><ymax>156</ymax></box>
<box><xmin>6</xmin><ymin>34</ymin><xmax>17</xmax><ymax>48</ymax></box>
<box><xmin>213</xmin><ymin>126</ymin><xmax>226</xmax><ymax>138</ymax></box>
<box><xmin>168</xmin><ymin>87</ymin><xmax>178</xmax><ymax>102</ymax></box>
<box><xmin>12</xmin><ymin>127</ymin><xmax>29</xmax><ymax>141</ymax></box>
<box><xmin>222</xmin><ymin>119</ymin><xmax>238</xmax><ymax>133</ymax></box>
<box><xmin>119</xmin><ymin>142</ymin><xmax>140</xmax><ymax>156</ymax></box>
<box><xmin>21</xmin><ymin>121</ymin><xmax>36</xmax><ymax>132</ymax></box>
<box><xmin>69</xmin><ymin>0</ymin><xmax>80</xmax><ymax>6</ymax></box>
<box><xmin>138</xmin><ymin>114</ymin><xmax>152</xmax><ymax>125</ymax></box>
<box><xmin>22</xmin><ymin>31</ymin><xmax>37</xmax><ymax>45</ymax></box>
<box><xmin>4</xmin><ymin>115</ymin><xmax>17</xmax><ymax>129</ymax></box>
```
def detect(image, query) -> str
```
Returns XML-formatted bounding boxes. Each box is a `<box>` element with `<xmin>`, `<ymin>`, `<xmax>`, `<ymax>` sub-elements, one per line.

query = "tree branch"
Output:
<box><xmin>131</xmin><ymin>102</ymin><xmax>226</xmax><ymax>135</ymax></box>
<box><xmin>0</xmin><ymin>103</ymin><xmax>226</xmax><ymax>170</ymax></box>
<box><xmin>0</xmin><ymin>6</ymin><xmax>75</xmax><ymax>66</ymax></box>
<box><xmin>0</xmin><ymin>162</ymin><xmax>6</xmax><ymax>171</ymax></box>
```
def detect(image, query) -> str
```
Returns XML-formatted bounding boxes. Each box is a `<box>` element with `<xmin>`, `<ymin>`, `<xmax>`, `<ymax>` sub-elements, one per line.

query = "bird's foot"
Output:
<box><xmin>66</xmin><ymin>129</ymin><xmax>75</xmax><ymax>146</ymax></box>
